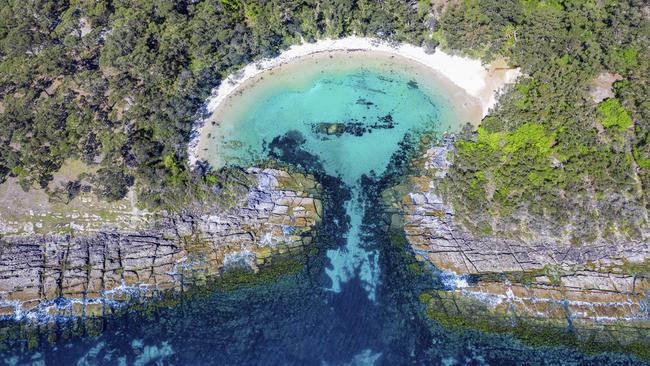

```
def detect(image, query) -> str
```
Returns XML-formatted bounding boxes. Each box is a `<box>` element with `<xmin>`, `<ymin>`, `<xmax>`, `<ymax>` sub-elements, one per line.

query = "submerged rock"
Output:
<box><xmin>310</xmin><ymin>115</ymin><xmax>396</xmax><ymax>138</ymax></box>
<box><xmin>0</xmin><ymin>168</ymin><xmax>321</xmax><ymax>319</ymax></box>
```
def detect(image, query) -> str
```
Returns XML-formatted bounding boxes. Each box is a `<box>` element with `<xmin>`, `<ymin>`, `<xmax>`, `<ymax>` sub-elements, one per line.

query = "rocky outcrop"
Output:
<box><xmin>383</xmin><ymin>141</ymin><xmax>649</xmax><ymax>353</ymax></box>
<box><xmin>0</xmin><ymin>168</ymin><xmax>321</xmax><ymax>319</ymax></box>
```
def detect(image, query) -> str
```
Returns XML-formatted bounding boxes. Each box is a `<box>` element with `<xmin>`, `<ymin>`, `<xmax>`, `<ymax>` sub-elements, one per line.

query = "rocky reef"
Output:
<box><xmin>383</xmin><ymin>141</ymin><xmax>650</xmax><ymax>357</ymax></box>
<box><xmin>0</xmin><ymin>168</ymin><xmax>321</xmax><ymax>319</ymax></box>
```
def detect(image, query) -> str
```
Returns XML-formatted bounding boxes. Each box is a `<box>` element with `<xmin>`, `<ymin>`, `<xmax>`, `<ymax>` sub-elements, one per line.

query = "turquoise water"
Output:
<box><xmin>2</xmin><ymin>53</ymin><xmax>646</xmax><ymax>365</ymax></box>
<box><xmin>201</xmin><ymin>52</ymin><xmax>468</xmax><ymax>300</ymax></box>
<box><xmin>203</xmin><ymin>55</ymin><xmax>461</xmax><ymax>183</ymax></box>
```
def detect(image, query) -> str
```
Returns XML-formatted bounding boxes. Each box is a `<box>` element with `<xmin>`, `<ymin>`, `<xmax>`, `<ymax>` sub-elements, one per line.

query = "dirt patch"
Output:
<box><xmin>46</xmin><ymin>159</ymin><xmax>98</xmax><ymax>191</ymax></box>
<box><xmin>588</xmin><ymin>72</ymin><xmax>623</xmax><ymax>103</ymax></box>
<box><xmin>0</xmin><ymin>177</ymin><xmax>151</xmax><ymax>236</ymax></box>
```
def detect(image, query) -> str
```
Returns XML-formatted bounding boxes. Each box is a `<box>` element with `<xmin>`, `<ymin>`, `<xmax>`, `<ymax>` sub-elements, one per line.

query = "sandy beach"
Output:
<box><xmin>188</xmin><ymin>37</ymin><xmax>520</xmax><ymax>166</ymax></box>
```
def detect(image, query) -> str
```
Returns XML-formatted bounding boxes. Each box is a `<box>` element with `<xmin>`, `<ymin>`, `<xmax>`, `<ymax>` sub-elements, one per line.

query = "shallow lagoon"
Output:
<box><xmin>196</xmin><ymin>50</ymin><xmax>479</xmax><ymax>177</ymax></box>
<box><xmin>2</xmin><ymin>52</ymin><xmax>647</xmax><ymax>365</ymax></box>
<box><xmin>198</xmin><ymin>50</ymin><xmax>475</xmax><ymax>303</ymax></box>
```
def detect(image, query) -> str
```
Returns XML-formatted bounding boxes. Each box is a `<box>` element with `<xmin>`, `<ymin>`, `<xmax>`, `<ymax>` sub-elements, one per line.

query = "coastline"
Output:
<box><xmin>382</xmin><ymin>140</ymin><xmax>650</xmax><ymax>361</ymax></box>
<box><xmin>0</xmin><ymin>168</ymin><xmax>322</xmax><ymax>320</ymax></box>
<box><xmin>187</xmin><ymin>36</ymin><xmax>521</xmax><ymax>167</ymax></box>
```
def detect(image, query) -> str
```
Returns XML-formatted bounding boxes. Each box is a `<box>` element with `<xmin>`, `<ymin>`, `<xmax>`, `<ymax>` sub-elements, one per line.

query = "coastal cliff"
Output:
<box><xmin>0</xmin><ymin>168</ymin><xmax>321</xmax><ymax>319</ymax></box>
<box><xmin>383</xmin><ymin>141</ymin><xmax>650</xmax><ymax>356</ymax></box>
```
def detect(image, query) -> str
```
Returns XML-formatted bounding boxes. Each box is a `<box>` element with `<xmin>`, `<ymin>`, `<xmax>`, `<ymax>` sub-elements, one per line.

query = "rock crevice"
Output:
<box><xmin>0</xmin><ymin>168</ymin><xmax>321</xmax><ymax>319</ymax></box>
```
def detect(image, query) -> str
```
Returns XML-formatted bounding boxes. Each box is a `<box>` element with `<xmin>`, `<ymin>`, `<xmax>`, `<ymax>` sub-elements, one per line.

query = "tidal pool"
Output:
<box><xmin>1</xmin><ymin>51</ymin><xmax>646</xmax><ymax>365</ymax></box>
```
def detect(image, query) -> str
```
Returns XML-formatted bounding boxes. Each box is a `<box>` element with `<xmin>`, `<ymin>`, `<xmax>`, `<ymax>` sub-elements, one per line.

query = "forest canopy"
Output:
<box><xmin>0</xmin><ymin>0</ymin><xmax>431</xmax><ymax>207</ymax></box>
<box><xmin>0</xmin><ymin>0</ymin><xmax>648</xmax><ymax>241</ymax></box>
<box><xmin>438</xmin><ymin>0</ymin><xmax>649</xmax><ymax>240</ymax></box>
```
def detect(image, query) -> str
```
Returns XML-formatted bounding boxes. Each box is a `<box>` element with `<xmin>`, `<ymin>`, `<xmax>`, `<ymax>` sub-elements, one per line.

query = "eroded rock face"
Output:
<box><xmin>383</xmin><ymin>141</ymin><xmax>649</xmax><ymax>349</ymax></box>
<box><xmin>0</xmin><ymin>168</ymin><xmax>321</xmax><ymax>319</ymax></box>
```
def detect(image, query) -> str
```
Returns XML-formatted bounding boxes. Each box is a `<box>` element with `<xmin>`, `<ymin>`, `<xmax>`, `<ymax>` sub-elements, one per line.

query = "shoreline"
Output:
<box><xmin>188</xmin><ymin>36</ymin><xmax>521</xmax><ymax>167</ymax></box>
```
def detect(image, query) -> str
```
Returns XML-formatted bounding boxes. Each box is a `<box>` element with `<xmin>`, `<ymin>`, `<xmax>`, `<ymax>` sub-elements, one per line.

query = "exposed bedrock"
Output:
<box><xmin>0</xmin><ymin>168</ymin><xmax>321</xmax><ymax>319</ymax></box>
<box><xmin>383</xmin><ymin>141</ymin><xmax>649</xmax><ymax>350</ymax></box>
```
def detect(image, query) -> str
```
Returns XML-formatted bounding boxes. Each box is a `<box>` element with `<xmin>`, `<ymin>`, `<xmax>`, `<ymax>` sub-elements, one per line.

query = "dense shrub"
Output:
<box><xmin>438</xmin><ymin>0</ymin><xmax>649</xmax><ymax>240</ymax></box>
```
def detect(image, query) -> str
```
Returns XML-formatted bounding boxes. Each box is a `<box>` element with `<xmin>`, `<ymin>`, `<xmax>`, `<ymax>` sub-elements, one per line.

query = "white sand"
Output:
<box><xmin>188</xmin><ymin>36</ymin><xmax>520</xmax><ymax>166</ymax></box>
